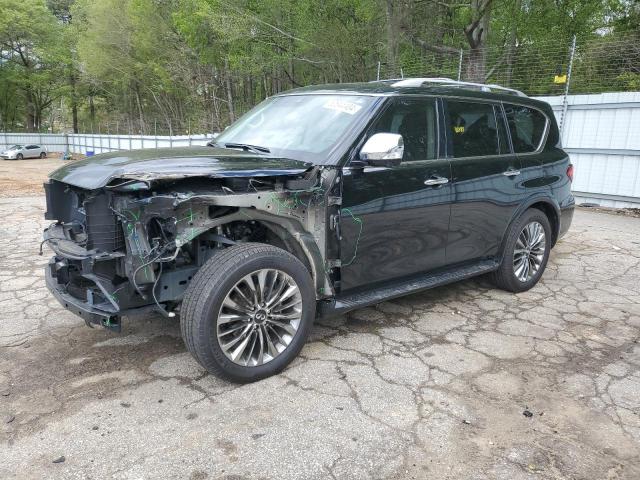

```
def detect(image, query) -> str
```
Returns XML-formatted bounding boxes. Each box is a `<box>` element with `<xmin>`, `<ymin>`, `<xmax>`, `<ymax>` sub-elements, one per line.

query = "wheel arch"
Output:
<box><xmin>252</xmin><ymin>220</ymin><xmax>314</xmax><ymax>273</ymax></box>
<box><xmin>193</xmin><ymin>207</ymin><xmax>330</xmax><ymax>298</ymax></box>
<box><xmin>498</xmin><ymin>195</ymin><xmax>561</xmax><ymax>261</ymax></box>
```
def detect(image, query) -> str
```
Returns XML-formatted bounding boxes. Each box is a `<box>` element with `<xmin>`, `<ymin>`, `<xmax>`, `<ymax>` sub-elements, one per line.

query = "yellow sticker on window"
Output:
<box><xmin>454</xmin><ymin>126</ymin><xmax>465</xmax><ymax>134</ymax></box>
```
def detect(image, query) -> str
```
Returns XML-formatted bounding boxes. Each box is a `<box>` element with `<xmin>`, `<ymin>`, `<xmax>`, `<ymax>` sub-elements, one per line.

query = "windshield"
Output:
<box><xmin>7</xmin><ymin>145</ymin><xmax>22</xmax><ymax>150</ymax></box>
<box><xmin>215</xmin><ymin>94</ymin><xmax>376</xmax><ymax>164</ymax></box>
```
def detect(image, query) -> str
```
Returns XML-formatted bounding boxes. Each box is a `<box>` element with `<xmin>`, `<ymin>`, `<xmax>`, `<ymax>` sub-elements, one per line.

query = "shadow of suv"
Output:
<box><xmin>43</xmin><ymin>78</ymin><xmax>574</xmax><ymax>382</ymax></box>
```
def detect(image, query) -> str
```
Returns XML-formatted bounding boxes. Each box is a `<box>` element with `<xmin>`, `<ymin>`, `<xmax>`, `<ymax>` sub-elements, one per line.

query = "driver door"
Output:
<box><xmin>338</xmin><ymin>97</ymin><xmax>452</xmax><ymax>292</ymax></box>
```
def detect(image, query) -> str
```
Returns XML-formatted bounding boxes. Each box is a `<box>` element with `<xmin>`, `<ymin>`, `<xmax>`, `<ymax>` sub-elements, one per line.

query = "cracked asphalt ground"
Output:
<box><xmin>1</xmin><ymin>195</ymin><xmax>640</xmax><ymax>480</ymax></box>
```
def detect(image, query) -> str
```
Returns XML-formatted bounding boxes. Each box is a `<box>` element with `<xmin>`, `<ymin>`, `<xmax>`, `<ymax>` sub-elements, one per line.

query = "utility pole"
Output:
<box><xmin>559</xmin><ymin>35</ymin><xmax>577</xmax><ymax>139</ymax></box>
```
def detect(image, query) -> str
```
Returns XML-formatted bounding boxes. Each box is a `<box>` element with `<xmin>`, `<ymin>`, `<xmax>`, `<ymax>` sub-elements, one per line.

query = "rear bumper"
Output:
<box><xmin>558</xmin><ymin>201</ymin><xmax>575</xmax><ymax>240</ymax></box>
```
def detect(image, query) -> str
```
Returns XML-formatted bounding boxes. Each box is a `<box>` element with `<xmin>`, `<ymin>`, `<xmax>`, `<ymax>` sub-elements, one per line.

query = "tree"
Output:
<box><xmin>1</xmin><ymin>0</ymin><xmax>636</xmax><ymax>133</ymax></box>
<box><xmin>0</xmin><ymin>0</ymin><xmax>67</xmax><ymax>131</ymax></box>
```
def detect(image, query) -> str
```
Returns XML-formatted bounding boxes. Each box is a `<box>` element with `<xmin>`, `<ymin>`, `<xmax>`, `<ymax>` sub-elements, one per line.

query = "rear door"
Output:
<box><xmin>445</xmin><ymin>99</ymin><xmax>522</xmax><ymax>265</ymax></box>
<box><xmin>25</xmin><ymin>145</ymin><xmax>39</xmax><ymax>158</ymax></box>
<box><xmin>339</xmin><ymin>96</ymin><xmax>452</xmax><ymax>292</ymax></box>
<box><xmin>504</xmin><ymin>103</ymin><xmax>562</xmax><ymax>188</ymax></box>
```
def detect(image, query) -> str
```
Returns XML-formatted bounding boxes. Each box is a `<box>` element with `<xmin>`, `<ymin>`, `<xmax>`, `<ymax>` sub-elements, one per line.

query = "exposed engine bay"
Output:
<box><xmin>43</xmin><ymin>164</ymin><xmax>341</xmax><ymax>331</ymax></box>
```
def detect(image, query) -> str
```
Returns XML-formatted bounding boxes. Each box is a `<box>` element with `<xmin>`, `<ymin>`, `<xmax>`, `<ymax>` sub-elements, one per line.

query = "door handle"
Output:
<box><xmin>503</xmin><ymin>169</ymin><xmax>521</xmax><ymax>177</ymax></box>
<box><xmin>424</xmin><ymin>175</ymin><xmax>449</xmax><ymax>186</ymax></box>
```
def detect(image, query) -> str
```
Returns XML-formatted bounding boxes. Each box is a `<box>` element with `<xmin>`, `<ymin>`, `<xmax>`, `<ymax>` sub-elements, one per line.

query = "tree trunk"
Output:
<box><xmin>224</xmin><ymin>58</ymin><xmax>235</xmax><ymax>124</ymax></box>
<box><xmin>504</xmin><ymin>0</ymin><xmax>522</xmax><ymax>86</ymax></box>
<box><xmin>385</xmin><ymin>0</ymin><xmax>400</xmax><ymax>78</ymax></box>
<box><xmin>466</xmin><ymin>48</ymin><xmax>485</xmax><ymax>83</ymax></box>
<box><xmin>464</xmin><ymin>0</ymin><xmax>493</xmax><ymax>83</ymax></box>
<box><xmin>133</xmin><ymin>85</ymin><xmax>146</xmax><ymax>134</ymax></box>
<box><xmin>287</xmin><ymin>16</ymin><xmax>295</xmax><ymax>88</ymax></box>
<box><xmin>89</xmin><ymin>95</ymin><xmax>96</xmax><ymax>125</ymax></box>
<box><xmin>25</xmin><ymin>88</ymin><xmax>36</xmax><ymax>132</ymax></box>
<box><xmin>70</xmin><ymin>72</ymin><xmax>79</xmax><ymax>133</ymax></box>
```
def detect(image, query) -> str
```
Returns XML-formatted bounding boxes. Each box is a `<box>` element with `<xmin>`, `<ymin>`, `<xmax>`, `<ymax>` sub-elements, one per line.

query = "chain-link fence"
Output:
<box><xmin>9</xmin><ymin>33</ymin><xmax>637</xmax><ymax>136</ymax></box>
<box><xmin>374</xmin><ymin>33</ymin><xmax>640</xmax><ymax>96</ymax></box>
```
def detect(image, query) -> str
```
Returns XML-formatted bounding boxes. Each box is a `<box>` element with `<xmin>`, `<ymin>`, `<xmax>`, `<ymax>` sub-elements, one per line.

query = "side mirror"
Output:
<box><xmin>359</xmin><ymin>133</ymin><xmax>404</xmax><ymax>166</ymax></box>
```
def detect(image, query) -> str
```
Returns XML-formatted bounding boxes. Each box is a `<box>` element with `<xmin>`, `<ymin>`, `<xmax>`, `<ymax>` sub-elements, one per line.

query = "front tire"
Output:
<box><xmin>181</xmin><ymin>243</ymin><xmax>315</xmax><ymax>383</ymax></box>
<box><xmin>492</xmin><ymin>208</ymin><xmax>551</xmax><ymax>293</ymax></box>
<box><xmin>16</xmin><ymin>153</ymin><xmax>23</xmax><ymax>160</ymax></box>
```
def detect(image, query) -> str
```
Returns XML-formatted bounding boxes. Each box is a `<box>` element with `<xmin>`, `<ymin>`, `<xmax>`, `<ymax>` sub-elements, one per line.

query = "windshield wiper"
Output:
<box><xmin>209</xmin><ymin>141</ymin><xmax>270</xmax><ymax>154</ymax></box>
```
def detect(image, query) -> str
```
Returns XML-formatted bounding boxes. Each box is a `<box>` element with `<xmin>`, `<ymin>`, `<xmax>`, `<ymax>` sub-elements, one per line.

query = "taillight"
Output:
<box><xmin>567</xmin><ymin>164</ymin><xmax>574</xmax><ymax>182</ymax></box>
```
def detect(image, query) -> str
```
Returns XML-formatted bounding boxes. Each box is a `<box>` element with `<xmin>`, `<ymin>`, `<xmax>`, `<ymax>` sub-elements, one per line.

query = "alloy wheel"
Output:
<box><xmin>513</xmin><ymin>221</ymin><xmax>546</xmax><ymax>283</ymax></box>
<box><xmin>216</xmin><ymin>268</ymin><xmax>302</xmax><ymax>366</ymax></box>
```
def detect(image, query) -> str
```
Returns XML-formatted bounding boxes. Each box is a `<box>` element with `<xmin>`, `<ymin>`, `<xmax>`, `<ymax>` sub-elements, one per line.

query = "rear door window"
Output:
<box><xmin>446</xmin><ymin>101</ymin><xmax>501</xmax><ymax>158</ymax></box>
<box><xmin>504</xmin><ymin>105</ymin><xmax>547</xmax><ymax>153</ymax></box>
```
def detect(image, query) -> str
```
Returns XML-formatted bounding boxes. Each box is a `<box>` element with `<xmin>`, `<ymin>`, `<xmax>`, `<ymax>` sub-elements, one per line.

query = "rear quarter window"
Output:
<box><xmin>504</xmin><ymin>105</ymin><xmax>547</xmax><ymax>153</ymax></box>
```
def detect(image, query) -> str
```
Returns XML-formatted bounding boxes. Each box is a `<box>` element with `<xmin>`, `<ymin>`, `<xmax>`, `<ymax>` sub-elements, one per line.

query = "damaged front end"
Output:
<box><xmin>43</xmin><ymin>159</ymin><xmax>340</xmax><ymax>332</ymax></box>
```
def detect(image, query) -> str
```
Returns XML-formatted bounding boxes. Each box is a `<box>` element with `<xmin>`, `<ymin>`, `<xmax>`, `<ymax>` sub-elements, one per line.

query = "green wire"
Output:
<box><xmin>341</xmin><ymin>208</ymin><xmax>363</xmax><ymax>267</ymax></box>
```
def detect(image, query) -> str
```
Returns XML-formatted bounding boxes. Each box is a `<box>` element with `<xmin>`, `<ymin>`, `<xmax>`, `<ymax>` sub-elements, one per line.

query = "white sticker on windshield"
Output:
<box><xmin>323</xmin><ymin>98</ymin><xmax>362</xmax><ymax>115</ymax></box>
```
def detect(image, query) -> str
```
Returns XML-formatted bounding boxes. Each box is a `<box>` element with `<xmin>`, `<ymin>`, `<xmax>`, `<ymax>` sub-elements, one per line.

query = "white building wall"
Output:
<box><xmin>534</xmin><ymin>92</ymin><xmax>640</xmax><ymax>208</ymax></box>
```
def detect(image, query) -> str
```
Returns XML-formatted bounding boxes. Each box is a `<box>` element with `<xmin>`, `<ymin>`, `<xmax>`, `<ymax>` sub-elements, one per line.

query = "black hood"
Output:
<box><xmin>49</xmin><ymin>146</ymin><xmax>313</xmax><ymax>190</ymax></box>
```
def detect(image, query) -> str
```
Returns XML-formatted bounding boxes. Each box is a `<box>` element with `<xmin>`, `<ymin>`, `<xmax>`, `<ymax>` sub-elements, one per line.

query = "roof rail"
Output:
<box><xmin>389</xmin><ymin>77</ymin><xmax>527</xmax><ymax>97</ymax></box>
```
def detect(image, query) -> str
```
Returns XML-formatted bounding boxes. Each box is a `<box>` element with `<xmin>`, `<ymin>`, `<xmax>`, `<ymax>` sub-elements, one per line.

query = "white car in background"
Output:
<box><xmin>1</xmin><ymin>144</ymin><xmax>47</xmax><ymax>160</ymax></box>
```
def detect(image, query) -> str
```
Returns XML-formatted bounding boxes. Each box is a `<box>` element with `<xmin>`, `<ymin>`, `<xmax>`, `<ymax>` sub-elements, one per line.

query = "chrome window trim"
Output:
<box><xmin>387</xmin><ymin>93</ymin><xmax>551</xmax><ymax>159</ymax></box>
<box><xmin>276</xmin><ymin>90</ymin><xmax>552</xmax><ymax>163</ymax></box>
<box><xmin>276</xmin><ymin>92</ymin><xmax>394</xmax><ymax>98</ymax></box>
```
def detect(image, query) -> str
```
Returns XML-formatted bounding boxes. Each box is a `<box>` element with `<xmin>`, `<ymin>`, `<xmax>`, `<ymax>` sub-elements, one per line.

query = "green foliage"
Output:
<box><xmin>0</xmin><ymin>0</ymin><xmax>637</xmax><ymax>132</ymax></box>
<box><xmin>0</xmin><ymin>0</ymin><xmax>68</xmax><ymax>130</ymax></box>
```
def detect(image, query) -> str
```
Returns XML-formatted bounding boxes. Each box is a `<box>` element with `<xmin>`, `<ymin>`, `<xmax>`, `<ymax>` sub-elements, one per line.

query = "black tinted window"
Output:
<box><xmin>370</xmin><ymin>98</ymin><xmax>437</xmax><ymax>161</ymax></box>
<box><xmin>447</xmin><ymin>101</ymin><xmax>500</xmax><ymax>158</ymax></box>
<box><xmin>505</xmin><ymin>105</ymin><xmax>547</xmax><ymax>153</ymax></box>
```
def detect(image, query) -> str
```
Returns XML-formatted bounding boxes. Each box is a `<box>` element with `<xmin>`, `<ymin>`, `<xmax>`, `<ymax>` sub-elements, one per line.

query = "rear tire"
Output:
<box><xmin>40</xmin><ymin>152</ymin><xmax>46</xmax><ymax>158</ymax></box>
<box><xmin>181</xmin><ymin>243</ymin><xmax>315</xmax><ymax>383</ymax></box>
<box><xmin>492</xmin><ymin>208</ymin><xmax>551</xmax><ymax>293</ymax></box>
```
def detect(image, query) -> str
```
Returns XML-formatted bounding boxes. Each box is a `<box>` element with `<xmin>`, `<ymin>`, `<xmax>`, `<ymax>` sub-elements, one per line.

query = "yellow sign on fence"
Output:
<box><xmin>554</xmin><ymin>74</ymin><xmax>567</xmax><ymax>84</ymax></box>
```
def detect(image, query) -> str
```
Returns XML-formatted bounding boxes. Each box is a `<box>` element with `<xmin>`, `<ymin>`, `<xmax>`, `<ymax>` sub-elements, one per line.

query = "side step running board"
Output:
<box><xmin>320</xmin><ymin>260</ymin><xmax>499</xmax><ymax>317</ymax></box>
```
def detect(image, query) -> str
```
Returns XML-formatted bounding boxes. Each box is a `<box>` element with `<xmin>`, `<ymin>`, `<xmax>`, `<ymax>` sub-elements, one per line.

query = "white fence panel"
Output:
<box><xmin>1</xmin><ymin>132</ymin><xmax>68</xmax><ymax>152</ymax></box>
<box><xmin>0</xmin><ymin>132</ymin><xmax>215</xmax><ymax>155</ymax></box>
<box><xmin>535</xmin><ymin>92</ymin><xmax>640</xmax><ymax>208</ymax></box>
<box><xmin>65</xmin><ymin>133</ymin><xmax>215</xmax><ymax>154</ymax></box>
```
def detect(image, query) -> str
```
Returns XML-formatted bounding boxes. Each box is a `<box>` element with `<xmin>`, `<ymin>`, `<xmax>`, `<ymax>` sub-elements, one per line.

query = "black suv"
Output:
<box><xmin>43</xmin><ymin>78</ymin><xmax>574</xmax><ymax>382</ymax></box>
